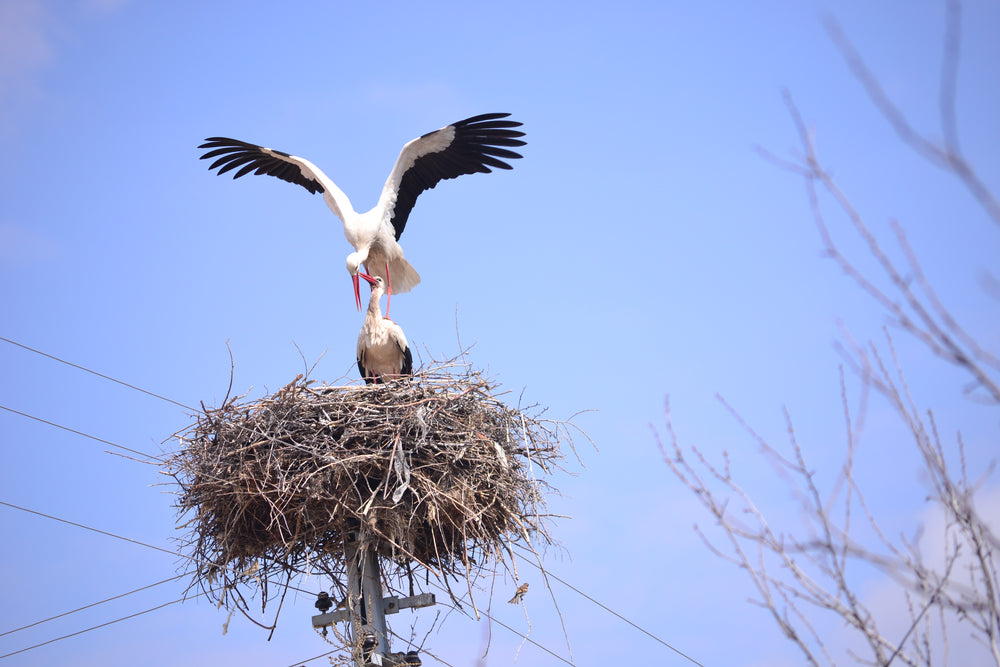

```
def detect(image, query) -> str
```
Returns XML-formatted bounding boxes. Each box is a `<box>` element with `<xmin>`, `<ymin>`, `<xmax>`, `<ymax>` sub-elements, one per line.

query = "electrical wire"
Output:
<box><xmin>476</xmin><ymin>606</ymin><xmax>574</xmax><ymax>666</ymax></box>
<box><xmin>386</xmin><ymin>625</ymin><xmax>458</xmax><ymax>667</ymax></box>
<box><xmin>424</xmin><ymin>580</ymin><xmax>574</xmax><ymax>666</ymax></box>
<box><xmin>0</xmin><ymin>574</ymin><xmax>184</xmax><ymax>638</ymax></box>
<box><xmin>283</xmin><ymin>649</ymin><xmax>337</xmax><ymax>667</ymax></box>
<box><xmin>0</xmin><ymin>500</ymin><xmax>184</xmax><ymax>562</ymax></box>
<box><xmin>0</xmin><ymin>501</ymin><xmax>246</xmax><ymax>660</ymax></box>
<box><xmin>0</xmin><ymin>336</ymin><xmax>260</xmax><ymax>468</ymax></box>
<box><xmin>512</xmin><ymin>544</ymin><xmax>706</xmax><ymax>667</ymax></box>
<box><xmin>0</xmin><ymin>590</ymin><xmax>207</xmax><ymax>660</ymax></box>
<box><xmin>0</xmin><ymin>498</ymin><xmax>284</xmax><ymax>583</ymax></box>
<box><xmin>0</xmin><ymin>336</ymin><xmax>196</xmax><ymax>411</ymax></box>
<box><xmin>0</xmin><ymin>404</ymin><xmax>163</xmax><ymax>463</ymax></box>
<box><xmin>410</xmin><ymin>646</ymin><xmax>457</xmax><ymax>667</ymax></box>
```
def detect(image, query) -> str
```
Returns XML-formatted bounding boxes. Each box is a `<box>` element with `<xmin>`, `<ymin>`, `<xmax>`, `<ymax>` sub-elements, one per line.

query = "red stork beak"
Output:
<box><xmin>355</xmin><ymin>272</ymin><xmax>378</xmax><ymax>310</ymax></box>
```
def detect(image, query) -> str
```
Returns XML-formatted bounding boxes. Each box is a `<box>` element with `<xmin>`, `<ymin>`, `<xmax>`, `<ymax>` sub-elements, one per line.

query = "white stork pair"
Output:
<box><xmin>199</xmin><ymin>113</ymin><xmax>525</xmax><ymax>384</ymax></box>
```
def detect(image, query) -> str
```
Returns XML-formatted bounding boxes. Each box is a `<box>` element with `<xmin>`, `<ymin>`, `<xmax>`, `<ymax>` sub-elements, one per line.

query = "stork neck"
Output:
<box><xmin>367</xmin><ymin>293</ymin><xmax>383</xmax><ymax>320</ymax></box>
<box><xmin>346</xmin><ymin>247</ymin><xmax>369</xmax><ymax>276</ymax></box>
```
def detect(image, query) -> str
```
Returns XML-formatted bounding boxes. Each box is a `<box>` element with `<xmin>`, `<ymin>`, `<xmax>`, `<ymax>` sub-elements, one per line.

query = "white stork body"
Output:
<box><xmin>199</xmin><ymin>113</ymin><xmax>526</xmax><ymax>311</ymax></box>
<box><xmin>356</xmin><ymin>274</ymin><xmax>412</xmax><ymax>384</ymax></box>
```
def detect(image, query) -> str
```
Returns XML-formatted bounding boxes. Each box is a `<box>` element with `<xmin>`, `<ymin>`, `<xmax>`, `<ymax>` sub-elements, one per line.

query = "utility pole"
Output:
<box><xmin>313</xmin><ymin>532</ymin><xmax>435</xmax><ymax>666</ymax></box>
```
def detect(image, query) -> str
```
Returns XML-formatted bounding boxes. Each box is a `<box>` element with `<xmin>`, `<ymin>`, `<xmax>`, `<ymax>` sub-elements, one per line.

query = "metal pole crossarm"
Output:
<box><xmin>384</xmin><ymin>593</ymin><xmax>436</xmax><ymax>615</ymax></box>
<box><xmin>312</xmin><ymin>593</ymin><xmax>436</xmax><ymax>628</ymax></box>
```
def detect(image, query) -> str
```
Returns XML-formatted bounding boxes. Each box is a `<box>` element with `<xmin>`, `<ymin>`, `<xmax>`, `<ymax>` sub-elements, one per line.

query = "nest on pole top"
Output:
<box><xmin>165</xmin><ymin>357</ymin><xmax>578</xmax><ymax>619</ymax></box>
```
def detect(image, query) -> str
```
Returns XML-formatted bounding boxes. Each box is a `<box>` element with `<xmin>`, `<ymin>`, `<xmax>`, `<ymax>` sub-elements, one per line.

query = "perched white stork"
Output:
<box><xmin>198</xmin><ymin>113</ymin><xmax>526</xmax><ymax>314</ymax></box>
<box><xmin>356</xmin><ymin>273</ymin><xmax>412</xmax><ymax>384</ymax></box>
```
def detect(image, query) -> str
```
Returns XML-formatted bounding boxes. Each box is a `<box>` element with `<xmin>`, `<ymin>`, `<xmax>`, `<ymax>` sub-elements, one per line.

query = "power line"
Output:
<box><xmin>478</xmin><ymin>606</ymin><xmax>573</xmax><ymax>666</ymax></box>
<box><xmin>0</xmin><ymin>501</ymin><xmax>249</xmax><ymax>660</ymax></box>
<box><xmin>0</xmin><ymin>497</ymin><xmax>269</xmax><ymax>581</ymax></box>
<box><xmin>387</xmin><ymin>630</ymin><xmax>458</xmax><ymax>667</ymax></box>
<box><xmin>411</xmin><ymin>648</ymin><xmax>457</xmax><ymax>667</ymax></box>
<box><xmin>0</xmin><ymin>574</ymin><xmax>184</xmax><ymax>638</ymax></box>
<box><xmin>0</xmin><ymin>500</ymin><xmax>182</xmax><ymax>562</ymax></box>
<box><xmin>0</xmin><ymin>404</ymin><xmax>163</xmax><ymax>463</ymax></box>
<box><xmin>284</xmin><ymin>649</ymin><xmax>337</xmax><ymax>667</ymax></box>
<box><xmin>0</xmin><ymin>338</ymin><xmax>257</xmax><ymax>466</ymax></box>
<box><xmin>0</xmin><ymin>336</ymin><xmax>196</xmax><ymax>411</ymax></box>
<box><xmin>424</xmin><ymin>580</ymin><xmax>574</xmax><ymax>666</ymax></box>
<box><xmin>2</xmin><ymin>402</ymin><xmax>263</xmax><ymax>493</ymax></box>
<box><xmin>0</xmin><ymin>590</ymin><xmax>208</xmax><ymax>660</ymax></box>
<box><xmin>512</xmin><ymin>544</ymin><xmax>706</xmax><ymax>667</ymax></box>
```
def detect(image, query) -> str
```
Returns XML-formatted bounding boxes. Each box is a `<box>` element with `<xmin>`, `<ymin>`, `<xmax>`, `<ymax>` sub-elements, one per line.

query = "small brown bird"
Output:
<box><xmin>508</xmin><ymin>582</ymin><xmax>529</xmax><ymax>604</ymax></box>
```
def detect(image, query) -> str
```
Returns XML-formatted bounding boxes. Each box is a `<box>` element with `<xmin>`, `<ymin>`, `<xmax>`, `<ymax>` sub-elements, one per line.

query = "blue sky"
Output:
<box><xmin>1</xmin><ymin>1</ymin><xmax>998</xmax><ymax>665</ymax></box>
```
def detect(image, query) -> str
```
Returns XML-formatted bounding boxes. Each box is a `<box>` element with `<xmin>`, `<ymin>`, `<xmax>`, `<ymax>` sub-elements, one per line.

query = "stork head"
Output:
<box><xmin>358</xmin><ymin>272</ymin><xmax>382</xmax><ymax>293</ymax></box>
<box><xmin>358</xmin><ymin>272</ymin><xmax>384</xmax><ymax>310</ymax></box>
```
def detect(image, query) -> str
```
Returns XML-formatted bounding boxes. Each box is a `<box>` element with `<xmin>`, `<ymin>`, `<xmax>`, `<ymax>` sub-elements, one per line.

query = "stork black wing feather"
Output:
<box><xmin>481</xmin><ymin>138</ymin><xmax>528</xmax><ymax>147</ymax></box>
<box><xmin>479</xmin><ymin>146</ymin><xmax>524</xmax><ymax>160</ymax></box>
<box><xmin>454</xmin><ymin>112</ymin><xmax>512</xmax><ymax>124</ymax></box>
<box><xmin>234</xmin><ymin>160</ymin><xmax>265</xmax><ymax>179</ymax></box>
<box><xmin>357</xmin><ymin>356</ymin><xmax>372</xmax><ymax>385</ymax></box>
<box><xmin>216</xmin><ymin>155</ymin><xmax>260</xmax><ymax>175</ymax></box>
<box><xmin>477</xmin><ymin>155</ymin><xmax>515</xmax><ymax>171</ymax></box>
<box><xmin>199</xmin><ymin>138</ymin><xmax>324</xmax><ymax>195</ymax></box>
<box><xmin>200</xmin><ymin>147</ymin><xmax>245</xmax><ymax>160</ymax></box>
<box><xmin>272</xmin><ymin>162</ymin><xmax>301</xmax><ymax>182</ymax></box>
<box><xmin>477</xmin><ymin>129</ymin><xmax>527</xmax><ymax>138</ymax></box>
<box><xmin>388</xmin><ymin>113</ymin><xmax>527</xmax><ymax>238</ymax></box>
<box><xmin>400</xmin><ymin>345</ymin><xmax>413</xmax><ymax>376</ymax></box>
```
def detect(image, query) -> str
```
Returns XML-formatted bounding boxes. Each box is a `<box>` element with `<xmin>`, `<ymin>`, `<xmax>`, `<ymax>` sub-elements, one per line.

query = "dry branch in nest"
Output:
<box><xmin>165</xmin><ymin>357</ymin><xmax>578</xmax><ymax>623</ymax></box>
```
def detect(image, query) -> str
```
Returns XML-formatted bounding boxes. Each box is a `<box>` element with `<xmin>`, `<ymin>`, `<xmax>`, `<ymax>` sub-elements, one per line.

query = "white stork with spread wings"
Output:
<box><xmin>356</xmin><ymin>273</ymin><xmax>412</xmax><ymax>384</ymax></box>
<box><xmin>198</xmin><ymin>113</ymin><xmax>526</xmax><ymax>313</ymax></box>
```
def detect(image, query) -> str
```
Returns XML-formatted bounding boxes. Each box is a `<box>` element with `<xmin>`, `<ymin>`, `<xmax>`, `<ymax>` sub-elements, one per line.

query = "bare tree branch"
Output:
<box><xmin>661</xmin><ymin>2</ymin><xmax>999</xmax><ymax>664</ymax></box>
<box><xmin>823</xmin><ymin>12</ymin><xmax>1000</xmax><ymax>225</ymax></box>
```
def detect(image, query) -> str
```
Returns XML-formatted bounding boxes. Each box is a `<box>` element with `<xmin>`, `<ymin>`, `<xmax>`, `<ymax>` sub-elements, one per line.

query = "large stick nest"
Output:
<box><xmin>166</xmin><ymin>359</ymin><xmax>577</xmax><ymax>615</ymax></box>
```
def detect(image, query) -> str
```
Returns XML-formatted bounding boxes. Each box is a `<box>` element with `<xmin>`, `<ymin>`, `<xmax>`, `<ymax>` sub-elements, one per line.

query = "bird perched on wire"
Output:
<box><xmin>356</xmin><ymin>273</ymin><xmax>412</xmax><ymax>384</ymax></box>
<box><xmin>198</xmin><ymin>113</ymin><xmax>526</xmax><ymax>316</ymax></box>
<box><xmin>508</xmin><ymin>582</ymin><xmax>529</xmax><ymax>604</ymax></box>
